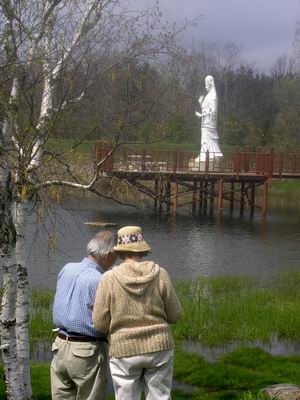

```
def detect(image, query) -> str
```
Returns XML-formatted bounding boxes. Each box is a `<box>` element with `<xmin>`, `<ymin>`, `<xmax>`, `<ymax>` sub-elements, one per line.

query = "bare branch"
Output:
<box><xmin>52</xmin><ymin>0</ymin><xmax>113</xmax><ymax>80</ymax></box>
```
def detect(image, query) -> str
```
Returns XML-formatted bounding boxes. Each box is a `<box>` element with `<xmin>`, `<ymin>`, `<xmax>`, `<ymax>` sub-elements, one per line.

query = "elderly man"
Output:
<box><xmin>51</xmin><ymin>230</ymin><xmax>117</xmax><ymax>400</ymax></box>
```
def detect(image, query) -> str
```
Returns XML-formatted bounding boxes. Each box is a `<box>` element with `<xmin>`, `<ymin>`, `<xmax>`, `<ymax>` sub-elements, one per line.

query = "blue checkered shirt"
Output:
<box><xmin>53</xmin><ymin>257</ymin><xmax>106</xmax><ymax>338</ymax></box>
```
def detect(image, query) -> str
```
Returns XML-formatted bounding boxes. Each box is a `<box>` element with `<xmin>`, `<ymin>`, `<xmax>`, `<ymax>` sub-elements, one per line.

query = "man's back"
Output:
<box><xmin>53</xmin><ymin>258</ymin><xmax>104</xmax><ymax>338</ymax></box>
<box><xmin>51</xmin><ymin>230</ymin><xmax>117</xmax><ymax>400</ymax></box>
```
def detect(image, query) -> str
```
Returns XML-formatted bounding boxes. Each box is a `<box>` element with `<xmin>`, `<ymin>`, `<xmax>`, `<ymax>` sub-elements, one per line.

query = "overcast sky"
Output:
<box><xmin>135</xmin><ymin>0</ymin><xmax>300</xmax><ymax>71</ymax></box>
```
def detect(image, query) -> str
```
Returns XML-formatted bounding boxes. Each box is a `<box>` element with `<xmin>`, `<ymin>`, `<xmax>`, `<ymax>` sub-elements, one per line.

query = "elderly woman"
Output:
<box><xmin>92</xmin><ymin>226</ymin><xmax>182</xmax><ymax>400</ymax></box>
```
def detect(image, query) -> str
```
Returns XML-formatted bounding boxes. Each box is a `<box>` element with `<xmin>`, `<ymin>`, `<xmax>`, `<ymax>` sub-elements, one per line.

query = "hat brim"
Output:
<box><xmin>113</xmin><ymin>241</ymin><xmax>151</xmax><ymax>252</ymax></box>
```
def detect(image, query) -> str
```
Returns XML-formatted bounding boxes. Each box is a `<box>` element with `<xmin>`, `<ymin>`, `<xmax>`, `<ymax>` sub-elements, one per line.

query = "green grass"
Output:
<box><xmin>3</xmin><ymin>272</ymin><xmax>300</xmax><ymax>398</ymax></box>
<box><xmin>46</xmin><ymin>138</ymin><xmax>200</xmax><ymax>154</ymax></box>
<box><xmin>0</xmin><ymin>363</ymin><xmax>51</xmax><ymax>400</ymax></box>
<box><xmin>29</xmin><ymin>290</ymin><xmax>55</xmax><ymax>346</ymax></box>
<box><xmin>46</xmin><ymin>137</ymin><xmax>238</xmax><ymax>153</ymax></box>
<box><xmin>27</xmin><ymin>271</ymin><xmax>300</xmax><ymax>349</ymax></box>
<box><xmin>173</xmin><ymin>272</ymin><xmax>300</xmax><ymax>345</ymax></box>
<box><xmin>1</xmin><ymin>348</ymin><xmax>300</xmax><ymax>399</ymax></box>
<box><xmin>269</xmin><ymin>180</ymin><xmax>300</xmax><ymax>198</ymax></box>
<box><xmin>46</xmin><ymin>138</ymin><xmax>94</xmax><ymax>154</ymax></box>
<box><xmin>0</xmin><ymin>363</ymin><xmax>116</xmax><ymax>399</ymax></box>
<box><xmin>173</xmin><ymin>346</ymin><xmax>300</xmax><ymax>399</ymax></box>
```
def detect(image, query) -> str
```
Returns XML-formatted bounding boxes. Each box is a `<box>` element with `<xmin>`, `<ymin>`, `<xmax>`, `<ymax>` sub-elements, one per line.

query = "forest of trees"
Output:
<box><xmin>1</xmin><ymin>21</ymin><xmax>300</xmax><ymax>152</ymax></box>
<box><xmin>37</xmin><ymin>41</ymin><xmax>300</xmax><ymax>151</ymax></box>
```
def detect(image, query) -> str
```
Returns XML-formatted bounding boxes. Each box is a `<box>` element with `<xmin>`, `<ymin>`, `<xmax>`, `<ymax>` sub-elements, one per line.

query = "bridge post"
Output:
<box><xmin>250</xmin><ymin>182</ymin><xmax>255</xmax><ymax>217</ymax></box>
<box><xmin>217</xmin><ymin>178</ymin><xmax>224</xmax><ymax>217</ymax></box>
<box><xmin>279</xmin><ymin>149</ymin><xmax>284</xmax><ymax>179</ymax></box>
<box><xmin>230</xmin><ymin>182</ymin><xmax>235</xmax><ymax>213</ymax></box>
<box><xmin>141</xmin><ymin>150</ymin><xmax>146</xmax><ymax>172</ymax></box>
<box><xmin>199</xmin><ymin>180</ymin><xmax>204</xmax><ymax>214</ymax></box>
<box><xmin>269</xmin><ymin>147</ymin><xmax>275</xmax><ymax>180</ymax></box>
<box><xmin>159</xmin><ymin>179</ymin><xmax>163</xmax><ymax>213</ymax></box>
<box><xmin>256</xmin><ymin>146</ymin><xmax>262</xmax><ymax>174</ymax></box>
<box><xmin>172</xmin><ymin>181</ymin><xmax>178</xmax><ymax>215</ymax></box>
<box><xmin>210</xmin><ymin>182</ymin><xmax>215</xmax><ymax>216</ymax></box>
<box><xmin>203</xmin><ymin>180</ymin><xmax>208</xmax><ymax>215</ymax></box>
<box><xmin>173</xmin><ymin>151</ymin><xmax>178</xmax><ymax>174</ymax></box>
<box><xmin>244</xmin><ymin>145</ymin><xmax>250</xmax><ymax>172</ymax></box>
<box><xmin>192</xmin><ymin>179</ymin><xmax>197</xmax><ymax>214</ymax></box>
<box><xmin>234</xmin><ymin>146</ymin><xmax>241</xmax><ymax>179</ymax></box>
<box><xmin>95</xmin><ymin>142</ymin><xmax>114</xmax><ymax>174</ymax></box>
<box><xmin>205</xmin><ymin>151</ymin><xmax>209</xmax><ymax>177</ymax></box>
<box><xmin>166</xmin><ymin>181</ymin><xmax>171</xmax><ymax>213</ymax></box>
<box><xmin>262</xmin><ymin>180</ymin><xmax>268</xmax><ymax>217</ymax></box>
<box><xmin>154</xmin><ymin>179</ymin><xmax>158</xmax><ymax>210</ymax></box>
<box><xmin>240</xmin><ymin>182</ymin><xmax>245</xmax><ymax>216</ymax></box>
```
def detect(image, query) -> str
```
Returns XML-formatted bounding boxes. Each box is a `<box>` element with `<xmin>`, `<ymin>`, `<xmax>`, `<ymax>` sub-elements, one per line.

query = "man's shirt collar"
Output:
<box><xmin>83</xmin><ymin>257</ymin><xmax>105</xmax><ymax>274</ymax></box>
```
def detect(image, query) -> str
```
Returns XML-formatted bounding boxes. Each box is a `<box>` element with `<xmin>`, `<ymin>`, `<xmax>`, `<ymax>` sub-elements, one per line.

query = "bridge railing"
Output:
<box><xmin>94</xmin><ymin>142</ymin><xmax>300</xmax><ymax>177</ymax></box>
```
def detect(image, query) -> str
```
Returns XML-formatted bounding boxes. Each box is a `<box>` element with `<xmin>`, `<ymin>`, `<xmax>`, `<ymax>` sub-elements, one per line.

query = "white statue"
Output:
<box><xmin>195</xmin><ymin>75</ymin><xmax>223</xmax><ymax>162</ymax></box>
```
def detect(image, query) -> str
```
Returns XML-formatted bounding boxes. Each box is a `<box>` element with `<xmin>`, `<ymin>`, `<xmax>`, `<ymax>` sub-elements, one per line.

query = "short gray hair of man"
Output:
<box><xmin>87</xmin><ymin>231</ymin><xmax>117</xmax><ymax>257</ymax></box>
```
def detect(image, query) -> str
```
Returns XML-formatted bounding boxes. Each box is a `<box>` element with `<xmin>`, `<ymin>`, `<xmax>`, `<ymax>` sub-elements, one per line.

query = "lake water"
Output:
<box><xmin>24</xmin><ymin>194</ymin><xmax>300</xmax><ymax>288</ymax></box>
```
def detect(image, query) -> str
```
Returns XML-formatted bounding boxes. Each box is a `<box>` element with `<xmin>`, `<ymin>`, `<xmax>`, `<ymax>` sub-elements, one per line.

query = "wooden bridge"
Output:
<box><xmin>95</xmin><ymin>143</ymin><xmax>300</xmax><ymax>217</ymax></box>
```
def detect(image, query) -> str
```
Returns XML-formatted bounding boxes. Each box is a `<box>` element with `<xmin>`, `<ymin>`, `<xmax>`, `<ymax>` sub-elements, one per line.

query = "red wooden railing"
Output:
<box><xmin>94</xmin><ymin>142</ymin><xmax>300</xmax><ymax>177</ymax></box>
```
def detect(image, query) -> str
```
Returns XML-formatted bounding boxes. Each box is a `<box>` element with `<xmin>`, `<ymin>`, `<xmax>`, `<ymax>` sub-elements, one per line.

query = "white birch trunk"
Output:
<box><xmin>0</xmin><ymin>257</ymin><xmax>26</xmax><ymax>400</ymax></box>
<box><xmin>0</xmin><ymin>2</ymin><xmax>115</xmax><ymax>398</ymax></box>
<box><xmin>0</xmin><ymin>139</ymin><xmax>28</xmax><ymax>399</ymax></box>
<box><xmin>13</xmin><ymin>202</ymin><xmax>32</xmax><ymax>399</ymax></box>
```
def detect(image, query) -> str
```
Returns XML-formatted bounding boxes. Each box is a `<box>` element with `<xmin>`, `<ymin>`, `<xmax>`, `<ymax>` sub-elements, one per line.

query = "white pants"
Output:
<box><xmin>110</xmin><ymin>349</ymin><xmax>174</xmax><ymax>400</ymax></box>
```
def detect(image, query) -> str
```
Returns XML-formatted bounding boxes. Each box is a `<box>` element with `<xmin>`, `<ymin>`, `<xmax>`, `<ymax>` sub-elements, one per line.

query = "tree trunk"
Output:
<box><xmin>0</xmin><ymin>258</ymin><xmax>27</xmax><ymax>400</ymax></box>
<box><xmin>14</xmin><ymin>202</ymin><xmax>32</xmax><ymax>398</ymax></box>
<box><xmin>0</xmin><ymin>169</ymin><xmax>30</xmax><ymax>399</ymax></box>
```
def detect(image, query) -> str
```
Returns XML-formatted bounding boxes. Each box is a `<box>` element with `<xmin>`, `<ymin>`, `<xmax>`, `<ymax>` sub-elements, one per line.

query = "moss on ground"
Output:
<box><xmin>173</xmin><ymin>347</ymin><xmax>300</xmax><ymax>399</ymax></box>
<box><xmin>1</xmin><ymin>347</ymin><xmax>300</xmax><ymax>399</ymax></box>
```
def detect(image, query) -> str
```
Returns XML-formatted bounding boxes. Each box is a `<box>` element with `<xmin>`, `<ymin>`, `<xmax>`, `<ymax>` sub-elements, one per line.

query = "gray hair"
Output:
<box><xmin>87</xmin><ymin>231</ymin><xmax>117</xmax><ymax>257</ymax></box>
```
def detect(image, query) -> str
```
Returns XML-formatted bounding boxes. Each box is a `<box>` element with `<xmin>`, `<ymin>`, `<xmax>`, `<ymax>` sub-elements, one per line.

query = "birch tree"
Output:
<box><xmin>0</xmin><ymin>1</ymin><xmax>185</xmax><ymax>398</ymax></box>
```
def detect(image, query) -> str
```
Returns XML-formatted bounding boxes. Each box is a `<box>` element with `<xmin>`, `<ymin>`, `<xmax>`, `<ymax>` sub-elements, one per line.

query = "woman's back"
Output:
<box><xmin>93</xmin><ymin>259</ymin><xmax>182</xmax><ymax>358</ymax></box>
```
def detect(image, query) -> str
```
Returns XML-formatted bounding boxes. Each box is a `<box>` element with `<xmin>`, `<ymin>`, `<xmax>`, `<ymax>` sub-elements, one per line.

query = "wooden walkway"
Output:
<box><xmin>95</xmin><ymin>143</ymin><xmax>300</xmax><ymax>217</ymax></box>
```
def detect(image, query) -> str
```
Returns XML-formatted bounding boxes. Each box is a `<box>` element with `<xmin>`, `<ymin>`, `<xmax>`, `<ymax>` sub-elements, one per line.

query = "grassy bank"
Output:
<box><xmin>47</xmin><ymin>138</ymin><xmax>237</xmax><ymax>153</ymax></box>
<box><xmin>28</xmin><ymin>271</ymin><xmax>300</xmax><ymax>349</ymax></box>
<box><xmin>46</xmin><ymin>138</ymin><xmax>200</xmax><ymax>154</ymax></box>
<box><xmin>173</xmin><ymin>347</ymin><xmax>300</xmax><ymax>399</ymax></box>
<box><xmin>269</xmin><ymin>180</ymin><xmax>300</xmax><ymax>198</ymax></box>
<box><xmin>173</xmin><ymin>272</ymin><xmax>300</xmax><ymax>345</ymax></box>
<box><xmin>2</xmin><ymin>348</ymin><xmax>300</xmax><ymax>399</ymax></box>
<box><xmin>3</xmin><ymin>271</ymin><xmax>300</xmax><ymax>399</ymax></box>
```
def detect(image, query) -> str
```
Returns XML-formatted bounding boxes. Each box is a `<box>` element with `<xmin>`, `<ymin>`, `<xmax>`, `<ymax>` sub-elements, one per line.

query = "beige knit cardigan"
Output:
<box><xmin>92</xmin><ymin>260</ymin><xmax>182</xmax><ymax>358</ymax></box>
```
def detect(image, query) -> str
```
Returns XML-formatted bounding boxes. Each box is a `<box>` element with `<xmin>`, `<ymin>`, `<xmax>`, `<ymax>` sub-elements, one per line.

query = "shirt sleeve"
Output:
<box><xmin>88</xmin><ymin>273</ymin><xmax>102</xmax><ymax>310</ymax></box>
<box><xmin>159</xmin><ymin>268</ymin><xmax>182</xmax><ymax>324</ymax></box>
<box><xmin>92</xmin><ymin>273</ymin><xmax>112</xmax><ymax>335</ymax></box>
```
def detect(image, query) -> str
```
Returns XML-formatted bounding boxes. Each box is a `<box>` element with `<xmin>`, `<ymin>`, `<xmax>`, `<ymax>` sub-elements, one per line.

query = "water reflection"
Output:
<box><xmin>182</xmin><ymin>338</ymin><xmax>300</xmax><ymax>362</ymax></box>
<box><xmin>20</xmin><ymin>194</ymin><xmax>300</xmax><ymax>288</ymax></box>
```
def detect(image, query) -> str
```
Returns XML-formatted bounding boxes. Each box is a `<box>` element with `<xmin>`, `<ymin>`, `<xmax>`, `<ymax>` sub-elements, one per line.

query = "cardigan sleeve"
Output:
<box><xmin>92</xmin><ymin>273</ymin><xmax>112</xmax><ymax>335</ymax></box>
<box><xmin>159</xmin><ymin>268</ymin><xmax>182</xmax><ymax>324</ymax></box>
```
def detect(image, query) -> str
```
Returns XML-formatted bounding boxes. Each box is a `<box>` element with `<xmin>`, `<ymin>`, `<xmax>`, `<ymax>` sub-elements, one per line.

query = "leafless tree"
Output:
<box><xmin>0</xmin><ymin>1</ymin><xmax>187</xmax><ymax>398</ymax></box>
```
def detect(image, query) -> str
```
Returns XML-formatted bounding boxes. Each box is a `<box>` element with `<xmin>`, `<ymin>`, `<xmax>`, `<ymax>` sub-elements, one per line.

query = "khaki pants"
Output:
<box><xmin>51</xmin><ymin>336</ymin><xmax>108</xmax><ymax>400</ymax></box>
<box><xmin>110</xmin><ymin>349</ymin><xmax>173</xmax><ymax>400</ymax></box>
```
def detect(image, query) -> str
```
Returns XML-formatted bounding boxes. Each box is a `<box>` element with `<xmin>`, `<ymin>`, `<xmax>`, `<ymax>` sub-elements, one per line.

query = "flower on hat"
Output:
<box><xmin>130</xmin><ymin>234</ymin><xmax>138</xmax><ymax>242</ymax></box>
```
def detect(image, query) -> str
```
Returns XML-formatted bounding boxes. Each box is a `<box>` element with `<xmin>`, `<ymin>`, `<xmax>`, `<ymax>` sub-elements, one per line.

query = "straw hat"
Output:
<box><xmin>113</xmin><ymin>226</ymin><xmax>151</xmax><ymax>252</ymax></box>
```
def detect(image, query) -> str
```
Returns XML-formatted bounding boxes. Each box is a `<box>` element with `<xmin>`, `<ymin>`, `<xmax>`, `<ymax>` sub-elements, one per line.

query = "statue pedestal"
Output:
<box><xmin>189</xmin><ymin>159</ymin><xmax>206</xmax><ymax>171</ymax></box>
<box><xmin>189</xmin><ymin>157</ymin><xmax>222</xmax><ymax>172</ymax></box>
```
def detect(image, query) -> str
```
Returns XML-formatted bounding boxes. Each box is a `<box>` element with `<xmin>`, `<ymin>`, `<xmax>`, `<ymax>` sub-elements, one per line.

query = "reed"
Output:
<box><xmin>29</xmin><ymin>290</ymin><xmax>55</xmax><ymax>347</ymax></box>
<box><xmin>173</xmin><ymin>272</ymin><xmax>300</xmax><ymax>345</ymax></box>
<box><xmin>27</xmin><ymin>272</ymin><xmax>300</xmax><ymax>346</ymax></box>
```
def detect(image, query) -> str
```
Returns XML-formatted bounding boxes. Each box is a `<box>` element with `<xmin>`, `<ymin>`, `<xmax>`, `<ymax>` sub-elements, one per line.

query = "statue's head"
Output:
<box><xmin>205</xmin><ymin>75</ymin><xmax>215</xmax><ymax>91</ymax></box>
